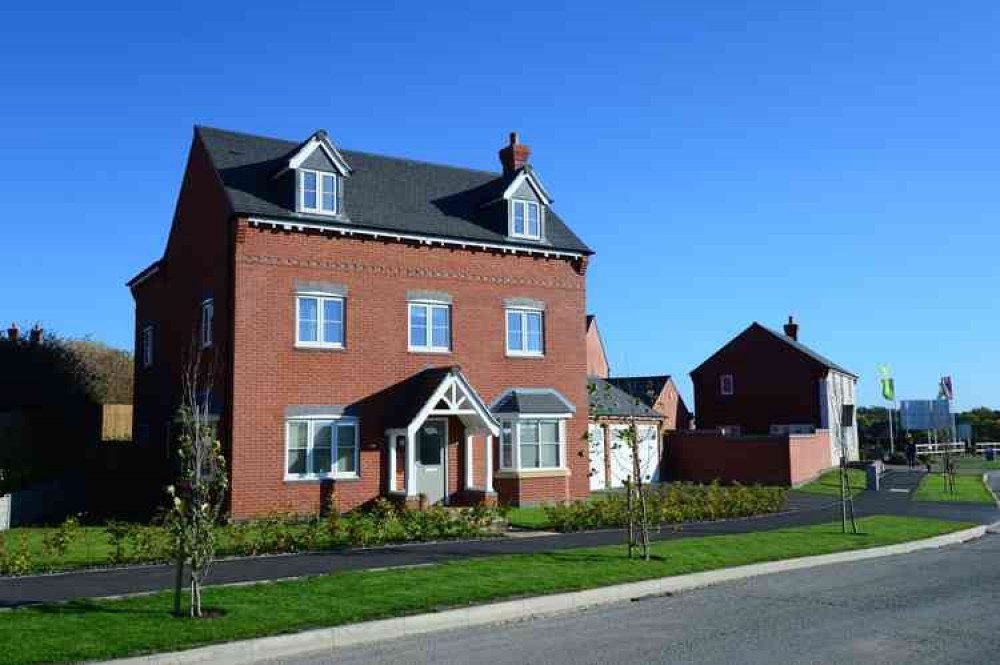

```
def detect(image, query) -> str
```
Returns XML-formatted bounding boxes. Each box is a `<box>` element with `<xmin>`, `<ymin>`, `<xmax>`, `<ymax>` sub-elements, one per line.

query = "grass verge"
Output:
<box><xmin>913</xmin><ymin>473</ymin><xmax>996</xmax><ymax>505</ymax></box>
<box><xmin>795</xmin><ymin>468</ymin><xmax>867</xmax><ymax>497</ymax></box>
<box><xmin>0</xmin><ymin>515</ymin><xmax>972</xmax><ymax>665</ymax></box>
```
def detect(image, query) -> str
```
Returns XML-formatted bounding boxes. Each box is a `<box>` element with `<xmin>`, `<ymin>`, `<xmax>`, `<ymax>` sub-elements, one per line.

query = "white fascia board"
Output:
<box><xmin>245</xmin><ymin>217</ymin><xmax>585</xmax><ymax>260</ymax></box>
<box><xmin>286</xmin><ymin>135</ymin><xmax>353</xmax><ymax>176</ymax></box>
<box><xmin>501</xmin><ymin>170</ymin><xmax>552</xmax><ymax>205</ymax></box>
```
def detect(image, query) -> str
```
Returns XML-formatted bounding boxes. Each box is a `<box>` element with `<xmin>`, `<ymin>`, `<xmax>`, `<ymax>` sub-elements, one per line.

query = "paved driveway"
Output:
<box><xmin>280</xmin><ymin>533</ymin><xmax>1000</xmax><ymax>665</ymax></box>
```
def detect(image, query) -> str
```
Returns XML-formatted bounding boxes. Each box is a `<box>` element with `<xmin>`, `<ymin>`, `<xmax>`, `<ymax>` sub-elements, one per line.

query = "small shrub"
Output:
<box><xmin>2</xmin><ymin>534</ymin><xmax>33</xmax><ymax>576</ymax></box>
<box><xmin>105</xmin><ymin>521</ymin><xmax>133</xmax><ymax>565</ymax></box>
<box><xmin>43</xmin><ymin>515</ymin><xmax>81</xmax><ymax>565</ymax></box>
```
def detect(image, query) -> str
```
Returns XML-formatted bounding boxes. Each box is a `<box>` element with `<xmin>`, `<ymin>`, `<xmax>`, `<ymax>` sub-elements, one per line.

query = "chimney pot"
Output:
<box><xmin>7</xmin><ymin>321</ymin><xmax>19</xmax><ymax>341</ymax></box>
<box><xmin>783</xmin><ymin>316</ymin><xmax>799</xmax><ymax>341</ymax></box>
<box><xmin>29</xmin><ymin>324</ymin><xmax>43</xmax><ymax>344</ymax></box>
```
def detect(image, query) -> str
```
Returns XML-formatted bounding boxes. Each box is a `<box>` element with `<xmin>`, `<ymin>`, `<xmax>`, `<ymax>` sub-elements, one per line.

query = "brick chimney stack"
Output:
<box><xmin>783</xmin><ymin>315</ymin><xmax>799</xmax><ymax>341</ymax></box>
<box><xmin>498</xmin><ymin>131</ymin><xmax>531</xmax><ymax>177</ymax></box>
<box><xmin>29</xmin><ymin>324</ymin><xmax>43</xmax><ymax>344</ymax></box>
<box><xmin>7</xmin><ymin>321</ymin><xmax>19</xmax><ymax>341</ymax></box>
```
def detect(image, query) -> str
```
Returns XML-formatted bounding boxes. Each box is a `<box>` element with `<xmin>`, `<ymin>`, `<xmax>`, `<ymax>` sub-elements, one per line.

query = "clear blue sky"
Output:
<box><xmin>1</xmin><ymin>2</ymin><xmax>997</xmax><ymax>410</ymax></box>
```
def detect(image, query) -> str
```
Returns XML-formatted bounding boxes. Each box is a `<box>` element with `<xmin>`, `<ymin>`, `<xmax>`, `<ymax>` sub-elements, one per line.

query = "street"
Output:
<box><xmin>277</xmin><ymin>532</ymin><xmax>1000</xmax><ymax>665</ymax></box>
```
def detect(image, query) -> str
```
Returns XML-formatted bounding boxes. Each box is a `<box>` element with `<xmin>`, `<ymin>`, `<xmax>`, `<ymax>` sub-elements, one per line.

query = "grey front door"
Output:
<box><xmin>416</xmin><ymin>419</ymin><xmax>447</xmax><ymax>504</ymax></box>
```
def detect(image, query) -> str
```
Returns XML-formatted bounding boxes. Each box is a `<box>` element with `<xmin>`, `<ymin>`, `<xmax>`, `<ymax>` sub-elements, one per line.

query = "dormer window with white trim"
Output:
<box><xmin>298</xmin><ymin>169</ymin><xmax>338</xmax><ymax>215</ymax></box>
<box><xmin>512</xmin><ymin>199</ymin><xmax>541</xmax><ymax>239</ymax></box>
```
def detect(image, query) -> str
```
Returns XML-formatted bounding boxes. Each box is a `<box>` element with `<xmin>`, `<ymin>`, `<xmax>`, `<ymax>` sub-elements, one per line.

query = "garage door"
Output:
<box><xmin>609</xmin><ymin>424</ymin><xmax>660</xmax><ymax>488</ymax></box>
<box><xmin>588</xmin><ymin>424</ymin><xmax>607</xmax><ymax>491</ymax></box>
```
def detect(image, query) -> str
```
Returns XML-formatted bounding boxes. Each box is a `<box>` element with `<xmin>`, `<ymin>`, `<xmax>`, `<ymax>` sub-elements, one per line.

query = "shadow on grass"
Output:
<box><xmin>30</xmin><ymin>599</ymin><xmax>167</xmax><ymax>617</ymax></box>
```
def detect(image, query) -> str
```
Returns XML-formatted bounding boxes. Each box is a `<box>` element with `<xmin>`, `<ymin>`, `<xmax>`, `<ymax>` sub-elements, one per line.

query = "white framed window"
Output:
<box><xmin>506</xmin><ymin>308</ymin><xmax>544</xmax><ymax>356</ymax></box>
<box><xmin>296</xmin><ymin>293</ymin><xmax>345</xmax><ymax>348</ymax></box>
<box><xmin>512</xmin><ymin>199</ymin><xmax>541</xmax><ymax>239</ymax></box>
<box><xmin>298</xmin><ymin>169</ymin><xmax>338</xmax><ymax>215</ymax></box>
<box><xmin>498</xmin><ymin>418</ymin><xmax>566</xmax><ymax>471</ymax></box>
<box><xmin>200</xmin><ymin>299</ymin><xmax>214</xmax><ymax>349</ymax></box>
<box><xmin>720</xmin><ymin>374</ymin><xmax>734</xmax><ymax>396</ymax></box>
<box><xmin>141</xmin><ymin>325</ymin><xmax>153</xmax><ymax>368</ymax></box>
<box><xmin>408</xmin><ymin>302</ymin><xmax>450</xmax><ymax>352</ymax></box>
<box><xmin>285</xmin><ymin>417</ymin><xmax>359</xmax><ymax>479</ymax></box>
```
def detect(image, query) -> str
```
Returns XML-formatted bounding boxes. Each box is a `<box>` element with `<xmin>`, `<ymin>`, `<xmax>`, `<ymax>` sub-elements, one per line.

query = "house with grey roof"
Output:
<box><xmin>127</xmin><ymin>126</ymin><xmax>594</xmax><ymax>517</ymax></box>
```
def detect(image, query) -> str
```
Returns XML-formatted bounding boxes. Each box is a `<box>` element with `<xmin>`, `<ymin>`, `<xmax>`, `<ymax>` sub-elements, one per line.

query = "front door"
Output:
<box><xmin>416</xmin><ymin>419</ymin><xmax>447</xmax><ymax>505</ymax></box>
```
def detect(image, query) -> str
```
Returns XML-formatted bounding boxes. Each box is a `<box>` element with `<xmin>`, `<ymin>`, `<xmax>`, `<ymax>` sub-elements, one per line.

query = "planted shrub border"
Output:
<box><xmin>543</xmin><ymin>482</ymin><xmax>788</xmax><ymax>532</ymax></box>
<box><xmin>0</xmin><ymin>499</ymin><xmax>507</xmax><ymax>577</ymax></box>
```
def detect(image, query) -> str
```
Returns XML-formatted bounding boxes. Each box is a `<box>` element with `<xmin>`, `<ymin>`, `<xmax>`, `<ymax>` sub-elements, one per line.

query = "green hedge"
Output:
<box><xmin>543</xmin><ymin>482</ymin><xmax>787</xmax><ymax>532</ymax></box>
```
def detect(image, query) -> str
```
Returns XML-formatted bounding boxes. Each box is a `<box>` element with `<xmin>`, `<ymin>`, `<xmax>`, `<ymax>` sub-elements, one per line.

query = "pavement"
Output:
<box><xmin>277</xmin><ymin>530</ymin><xmax>1000</xmax><ymax>665</ymax></box>
<box><xmin>1</xmin><ymin>469</ymin><xmax>997</xmax><ymax>608</ymax></box>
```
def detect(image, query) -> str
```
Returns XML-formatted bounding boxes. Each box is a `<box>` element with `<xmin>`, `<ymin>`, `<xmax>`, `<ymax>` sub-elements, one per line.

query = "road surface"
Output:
<box><xmin>278</xmin><ymin>532</ymin><xmax>1000</xmax><ymax>665</ymax></box>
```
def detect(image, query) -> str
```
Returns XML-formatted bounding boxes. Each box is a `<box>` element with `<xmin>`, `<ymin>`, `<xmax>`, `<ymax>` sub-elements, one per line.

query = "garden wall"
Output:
<box><xmin>663</xmin><ymin>429</ymin><xmax>833</xmax><ymax>486</ymax></box>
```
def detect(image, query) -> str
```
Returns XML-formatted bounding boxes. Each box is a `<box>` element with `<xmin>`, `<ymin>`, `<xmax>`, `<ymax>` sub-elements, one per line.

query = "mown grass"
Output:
<box><xmin>913</xmin><ymin>473</ymin><xmax>996</xmax><ymax>505</ymax></box>
<box><xmin>0</xmin><ymin>515</ymin><xmax>971</xmax><ymax>665</ymax></box>
<box><xmin>507</xmin><ymin>506</ymin><xmax>553</xmax><ymax>530</ymax></box>
<box><xmin>795</xmin><ymin>468</ymin><xmax>867</xmax><ymax>497</ymax></box>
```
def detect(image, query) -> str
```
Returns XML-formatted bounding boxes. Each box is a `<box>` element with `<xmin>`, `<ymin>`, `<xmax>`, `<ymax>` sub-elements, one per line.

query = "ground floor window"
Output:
<box><xmin>498</xmin><ymin>418</ymin><xmax>565</xmax><ymax>470</ymax></box>
<box><xmin>285</xmin><ymin>417</ymin><xmax>359</xmax><ymax>479</ymax></box>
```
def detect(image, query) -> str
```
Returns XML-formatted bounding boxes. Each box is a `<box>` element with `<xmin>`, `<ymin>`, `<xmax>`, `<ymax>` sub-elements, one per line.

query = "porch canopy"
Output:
<box><xmin>383</xmin><ymin>366</ymin><xmax>500</xmax><ymax>498</ymax></box>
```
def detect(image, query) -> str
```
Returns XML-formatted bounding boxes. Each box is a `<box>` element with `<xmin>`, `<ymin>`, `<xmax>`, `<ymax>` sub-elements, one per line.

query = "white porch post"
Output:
<box><xmin>405</xmin><ymin>430</ymin><xmax>417</xmax><ymax>497</ymax></box>
<box><xmin>485</xmin><ymin>433</ymin><xmax>494</xmax><ymax>494</ymax></box>
<box><xmin>388</xmin><ymin>433</ymin><xmax>397</xmax><ymax>493</ymax></box>
<box><xmin>465</xmin><ymin>433</ymin><xmax>475</xmax><ymax>490</ymax></box>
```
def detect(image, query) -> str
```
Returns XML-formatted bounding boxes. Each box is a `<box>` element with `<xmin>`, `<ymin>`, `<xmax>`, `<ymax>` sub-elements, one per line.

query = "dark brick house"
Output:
<box><xmin>689</xmin><ymin>317</ymin><xmax>859</xmax><ymax>463</ymax></box>
<box><xmin>128</xmin><ymin>127</ymin><xmax>593</xmax><ymax>517</ymax></box>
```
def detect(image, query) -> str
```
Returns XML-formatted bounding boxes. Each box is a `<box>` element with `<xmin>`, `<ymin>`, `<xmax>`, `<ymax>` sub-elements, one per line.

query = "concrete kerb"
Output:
<box><xmin>101</xmin><ymin>524</ymin><xmax>987</xmax><ymax>665</ymax></box>
<box><xmin>983</xmin><ymin>472</ymin><xmax>1000</xmax><ymax>508</ymax></box>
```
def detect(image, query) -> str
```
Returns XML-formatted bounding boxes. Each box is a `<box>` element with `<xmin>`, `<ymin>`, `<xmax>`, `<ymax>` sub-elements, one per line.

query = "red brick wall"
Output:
<box><xmin>131</xmin><ymin>134</ymin><xmax>233</xmax><ymax>488</ymax></box>
<box><xmin>586</xmin><ymin>319</ymin><xmax>609</xmax><ymax>378</ymax></box>
<box><xmin>229</xmin><ymin>222</ymin><xmax>590</xmax><ymax>517</ymax></box>
<box><xmin>664</xmin><ymin>430</ymin><xmax>832</xmax><ymax>486</ymax></box>
<box><xmin>691</xmin><ymin>325</ymin><xmax>826</xmax><ymax>435</ymax></box>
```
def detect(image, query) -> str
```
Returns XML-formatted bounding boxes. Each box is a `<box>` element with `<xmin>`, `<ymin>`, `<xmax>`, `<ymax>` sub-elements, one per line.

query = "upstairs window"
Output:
<box><xmin>299</xmin><ymin>169</ymin><xmax>338</xmax><ymax>215</ymax></box>
<box><xmin>141</xmin><ymin>325</ymin><xmax>154</xmax><ymax>368</ymax></box>
<box><xmin>720</xmin><ymin>374</ymin><xmax>734</xmax><ymax>396</ymax></box>
<box><xmin>506</xmin><ymin>308</ymin><xmax>544</xmax><ymax>356</ymax></box>
<box><xmin>200</xmin><ymin>299</ymin><xmax>214</xmax><ymax>349</ymax></box>
<box><xmin>512</xmin><ymin>199</ymin><xmax>541</xmax><ymax>239</ymax></box>
<box><xmin>296</xmin><ymin>294</ymin><xmax>345</xmax><ymax>348</ymax></box>
<box><xmin>409</xmin><ymin>302</ymin><xmax>450</xmax><ymax>352</ymax></box>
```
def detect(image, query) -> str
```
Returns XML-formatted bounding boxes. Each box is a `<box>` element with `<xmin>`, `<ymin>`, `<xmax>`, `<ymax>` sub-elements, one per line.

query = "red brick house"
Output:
<box><xmin>128</xmin><ymin>127</ymin><xmax>593</xmax><ymax>517</ymax></box>
<box><xmin>684</xmin><ymin>317</ymin><xmax>859</xmax><ymax>471</ymax></box>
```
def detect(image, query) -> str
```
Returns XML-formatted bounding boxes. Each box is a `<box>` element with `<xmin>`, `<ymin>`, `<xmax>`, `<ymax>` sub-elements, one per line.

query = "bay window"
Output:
<box><xmin>498</xmin><ymin>418</ymin><xmax>565</xmax><ymax>471</ymax></box>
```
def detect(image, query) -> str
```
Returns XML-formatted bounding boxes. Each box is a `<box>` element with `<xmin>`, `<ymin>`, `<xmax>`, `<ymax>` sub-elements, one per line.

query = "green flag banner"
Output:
<box><xmin>881</xmin><ymin>377</ymin><xmax>895</xmax><ymax>401</ymax></box>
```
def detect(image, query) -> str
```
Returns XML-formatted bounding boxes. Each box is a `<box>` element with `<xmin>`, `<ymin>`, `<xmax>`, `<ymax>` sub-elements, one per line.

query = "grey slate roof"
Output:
<box><xmin>589</xmin><ymin>378</ymin><xmax>663</xmax><ymax>419</ymax></box>
<box><xmin>195</xmin><ymin>126</ymin><xmax>592</xmax><ymax>255</ymax></box>
<box><xmin>376</xmin><ymin>366</ymin><xmax>458</xmax><ymax>430</ymax></box>
<box><xmin>491</xmin><ymin>389</ymin><xmax>576</xmax><ymax>415</ymax></box>
<box><xmin>606</xmin><ymin>376</ymin><xmax>671</xmax><ymax>409</ymax></box>
<box><xmin>755</xmin><ymin>324</ymin><xmax>857</xmax><ymax>378</ymax></box>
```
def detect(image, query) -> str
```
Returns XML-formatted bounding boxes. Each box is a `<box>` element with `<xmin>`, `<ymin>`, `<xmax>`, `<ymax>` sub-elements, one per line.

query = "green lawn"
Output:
<box><xmin>928</xmin><ymin>455</ymin><xmax>1000</xmax><ymax>473</ymax></box>
<box><xmin>795</xmin><ymin>468</ymin><xmax>867</xmax><ymax>497</ymax></box>
<box><xmin>913</xmin><ymin>473</ymin><xmax>996</xmax><ymax>505</ymax></box>
<box><xmin>2</xmin><ymin>526</ymin><xmax>115</xmax><ymax>571</ymax></box>
<box><xmin>0</xmin><ymin>515</ymin><xmax>971</xmax><ymax>665</ymax></box>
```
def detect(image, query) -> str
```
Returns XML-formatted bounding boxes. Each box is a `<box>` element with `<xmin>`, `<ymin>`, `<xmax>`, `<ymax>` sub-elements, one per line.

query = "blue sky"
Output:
<box><xmin>1</xmin><ymin>2</ymin><xmax>997</xmax><ymax>410</ymax></box>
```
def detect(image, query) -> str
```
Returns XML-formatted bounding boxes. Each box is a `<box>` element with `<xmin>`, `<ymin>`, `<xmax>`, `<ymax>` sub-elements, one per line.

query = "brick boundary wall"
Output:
<box><xmin>663</xmin><ymin>430</ymin><xmax>832</xmax><ymax>486</ymax></box>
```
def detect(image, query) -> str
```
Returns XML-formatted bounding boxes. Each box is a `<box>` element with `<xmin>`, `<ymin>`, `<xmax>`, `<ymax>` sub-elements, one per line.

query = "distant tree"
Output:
<box><xmin>63</xmin><ymin>339</ymin><xmax>134</xmax><ymax>404</ymax></box>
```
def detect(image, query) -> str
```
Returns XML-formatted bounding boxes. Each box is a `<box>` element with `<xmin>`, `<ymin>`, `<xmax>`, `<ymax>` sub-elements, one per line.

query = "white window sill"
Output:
<box><xmin>495</xmin><ymin>468</ymin><xmax>569</xmax><ymax>479</ymax></box>
<box><xmin>506</xmin><ymin>351</ymin><xmax>545</xmax><ymax>359</ymax></box>
<box><xmin>295</xmin><ymin>343</ymin><xmax>346</xmax><ymax>351</ymax></box>
<box><xmin>408</xmin><ymin>348</ymin><xmax>452</xmax><ymax>354</ymax></box>
<box><xmin>297</xmin><ymin>207</ymin><xmax>339</xmax><ymax>217</ymax></box>
<box><xmin>284</xmin><ymin>474</ymin><xmax>359</xmax><ymax>483</ymax></box>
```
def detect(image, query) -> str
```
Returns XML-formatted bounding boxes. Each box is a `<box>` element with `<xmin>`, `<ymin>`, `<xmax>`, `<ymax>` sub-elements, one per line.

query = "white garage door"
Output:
<box><xmin>588</xmin><ymin>424</ymin><xmax>607</xmax><ymax>491</ymax></box>
<box><xmin>608</xmin><ymin>424</ymin><xmax>660</xmax><ymax>488</ymax></box>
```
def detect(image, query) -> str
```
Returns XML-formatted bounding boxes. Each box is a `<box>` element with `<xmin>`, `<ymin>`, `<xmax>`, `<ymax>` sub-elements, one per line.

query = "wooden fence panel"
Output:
<box><xmin>101</xmin><ymin>404</ymin><xmax>133</xmax><ymax>441</ymax></box>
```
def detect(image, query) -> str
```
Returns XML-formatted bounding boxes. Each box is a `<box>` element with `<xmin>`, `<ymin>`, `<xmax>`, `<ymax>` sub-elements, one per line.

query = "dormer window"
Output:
<box><xmin>512</xmin><ymin>199</ymin><xmax>541</xmax><ymax>239</ymax></box>
<box><xmin>298</xmin><ymin>169</ymin><xmax>338</xmax><ymax>215</ymax></box>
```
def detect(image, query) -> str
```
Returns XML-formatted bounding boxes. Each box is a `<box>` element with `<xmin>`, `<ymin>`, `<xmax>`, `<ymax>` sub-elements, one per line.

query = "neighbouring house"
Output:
<box><xmin>583</xmin><ymin>315</ymin><xmax>691</xmax><ymax>489</ymax></box>
<box><xmin>606</xmin><ymin>375</ymin><xmax>692</xmax><ymax>432</ymax></box>
<box><xmin>588</xmin><ymin>377</ymin><xmax>663</xmax><ymax>490</ymax></box>
<box><xmin>128</xmin><ymin>127</ymin><xmax>593</xmax><ymax>517</ymax></box>
<box><xmin>585</xmin><ymin>315</ymin><xmax>610</xmax><ymax>379</ymax></box>
<box><xmin>665</xmin><ymin>317</ymin><xmax>858</xmax><ymax>486</ymax></box>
